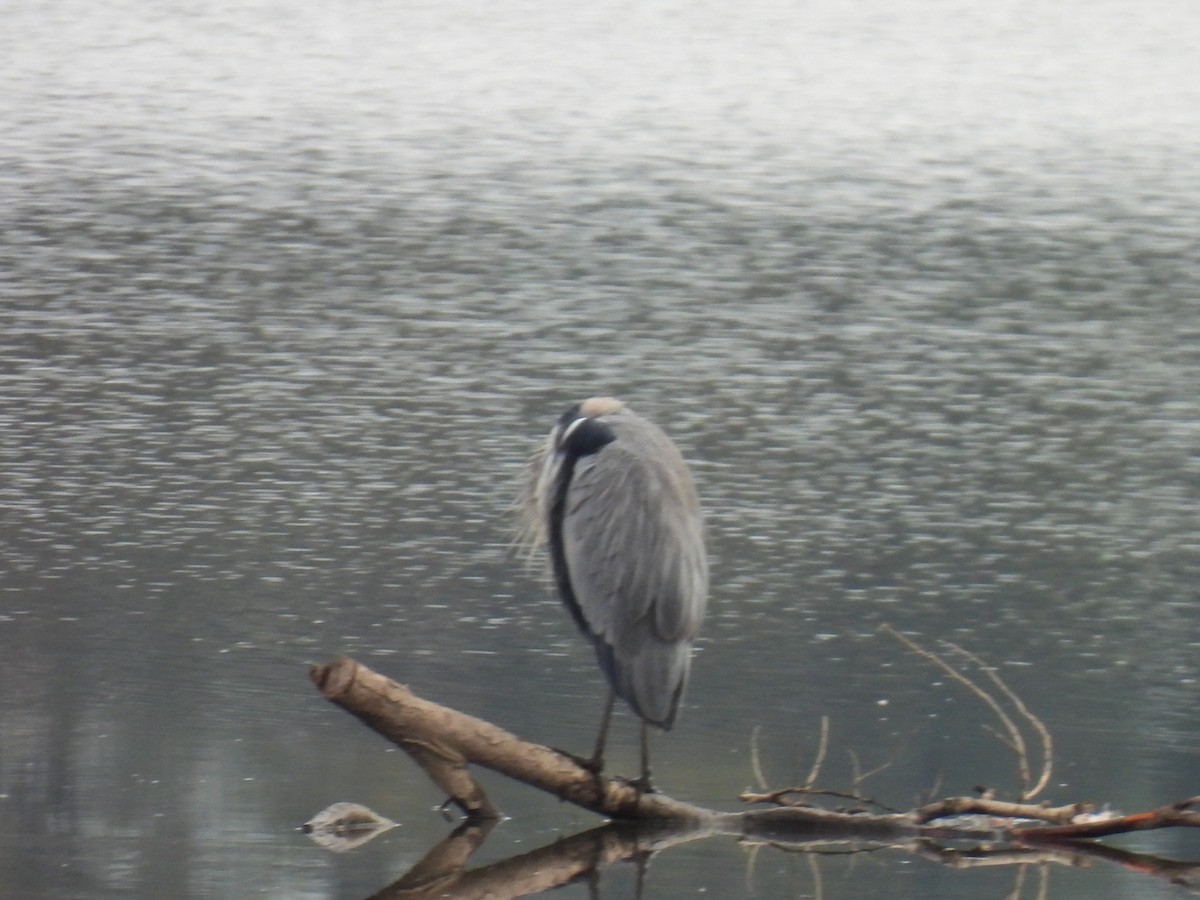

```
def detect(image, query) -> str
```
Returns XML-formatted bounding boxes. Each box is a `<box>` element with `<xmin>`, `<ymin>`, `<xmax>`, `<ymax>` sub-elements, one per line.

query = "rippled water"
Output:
<box><xmin>3</xmin><ymin>0</ymin><xmax>1199</xmax><ymax>897</ymax></box>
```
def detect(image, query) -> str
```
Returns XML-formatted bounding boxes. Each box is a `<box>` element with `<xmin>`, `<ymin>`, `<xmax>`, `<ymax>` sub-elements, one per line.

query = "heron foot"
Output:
<box><xmin>552</xmin><ymin>746</ymin><xmax>605</xmax><ymax>774</ymax></box>
<box><xmin>626</xmin><ymin>774</ymin><xmax>657</xmax><ymax>796</ymax></box>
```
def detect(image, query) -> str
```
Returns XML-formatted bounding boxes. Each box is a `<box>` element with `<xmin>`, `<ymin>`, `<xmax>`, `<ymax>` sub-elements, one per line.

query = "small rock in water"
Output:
<box><xmin>302</xmin><ymin>802</ymin><xmax>398</xmax><ymax>852</ymax></box>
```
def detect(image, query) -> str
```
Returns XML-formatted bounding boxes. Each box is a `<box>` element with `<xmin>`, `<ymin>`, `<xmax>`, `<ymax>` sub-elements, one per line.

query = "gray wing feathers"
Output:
<box><xmin>561</xmin><ymin>417</ymin><xmax>708</xmax><ymax>726</ymax></box>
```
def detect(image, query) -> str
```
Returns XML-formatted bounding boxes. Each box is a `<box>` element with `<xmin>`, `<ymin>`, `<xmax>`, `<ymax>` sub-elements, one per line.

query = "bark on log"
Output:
<box><xmin>1013</xmin><ymin>797</ymin><xmax>1200</xmax><ymax>840</ymax></box>
<box><xmin>309</xmin><ymin>657</ymin><xmax>1200</xmax><ymax>849</ymax></box>
<box><xmin>310</xmin><ymin>656</ymin><xmax>710</xmax><ymax>822</ymax></box>
<box><xmin>310</xmin><ymin>657</ymin><xmax>920</xmax><ymax>833</ymax></box>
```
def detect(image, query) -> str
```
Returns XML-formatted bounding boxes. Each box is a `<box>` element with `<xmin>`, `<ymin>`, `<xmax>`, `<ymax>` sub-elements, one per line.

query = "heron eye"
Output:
<box><xmin>560</xmin><ymin>417</ymin><xmax>615</xmax><ymax>457</ymax></box>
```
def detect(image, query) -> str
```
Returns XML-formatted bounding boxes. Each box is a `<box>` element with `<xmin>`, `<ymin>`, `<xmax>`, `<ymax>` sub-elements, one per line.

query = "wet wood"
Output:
<box><xmin>310</xmin><ymin>656</ymin><xmax>708</xmax><ymax>822</ymax></box>
<box><xmin>309</xmin><ymin>656</ymin><xmax>1200</xmax><ymax>847</ymax></box>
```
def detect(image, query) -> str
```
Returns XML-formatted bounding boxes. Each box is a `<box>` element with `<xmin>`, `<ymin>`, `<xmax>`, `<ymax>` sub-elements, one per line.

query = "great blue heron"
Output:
<box><xmin>520</xmin><ymin>396</ymin><xmax>708</xmax><ymax>789</ymax></box>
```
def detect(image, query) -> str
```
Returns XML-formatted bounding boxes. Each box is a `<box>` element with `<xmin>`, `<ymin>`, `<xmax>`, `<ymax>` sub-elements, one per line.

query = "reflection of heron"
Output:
<box><xmin>520</xmin><ymin>396</ymin><xmax>708</xmax><ymax>789</ymax></box>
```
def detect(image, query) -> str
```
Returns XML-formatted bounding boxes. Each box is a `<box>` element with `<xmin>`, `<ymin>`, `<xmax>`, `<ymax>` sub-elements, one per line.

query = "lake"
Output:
<box><xmin>2</xmin><ymin>0</ymin><xmax>1199</xmax><ymax>896</ymax></box>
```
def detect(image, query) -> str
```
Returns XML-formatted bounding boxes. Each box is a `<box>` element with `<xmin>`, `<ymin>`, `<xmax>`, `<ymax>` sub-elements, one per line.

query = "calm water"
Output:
<box><xmin>3</xmin><ymin>0</ymin><xmax>1199</xmax><ymax>897</ymax></box>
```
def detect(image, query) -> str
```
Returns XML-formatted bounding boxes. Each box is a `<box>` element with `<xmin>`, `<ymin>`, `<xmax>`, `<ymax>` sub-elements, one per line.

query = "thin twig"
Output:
<box><xmin>739</xmin><ymin>786</ymin><xmax>901</xmax><ymax>814</ymax></box>
<box><xmin>944</xmin><ymin>642</ymin><xmax>1054</xmax><ymax>801</ymax></box>
<box><xmin>853</xmin><ymin>729</ymin><xmax>914</xmax><ymax>793</ymax></box>
<box><xmin>750</xmin><ymin>725</ymin><xmax>769</xmax><ymax>791</ymax></box>
<box><xmin>803</xmin><ymin>716</ymin><xmax>831</xmax><ymax>787</ymax></box>
<box><xmin>881</xmin><ymin>625</ymin><xmax>1032</xmax><ymax>797</ymax></box>
<box><xmin>912</xmin><ymin>796</ymin><xmax>1088</xmax><ymax>826</ymax></box>
<box><xmin>917</xmin><ymin>772</ymin><xmax>945</xmax><ymax>811</ymax></box>
<box><xmin>1013</xmin><ymin>797</ymin><xmax>1200</xmax><ymax>840</ymax></box>
<box><xmin>848</xmin><ymin>748</ymin><xmax>862</xmax><ymax>789</ymax></box>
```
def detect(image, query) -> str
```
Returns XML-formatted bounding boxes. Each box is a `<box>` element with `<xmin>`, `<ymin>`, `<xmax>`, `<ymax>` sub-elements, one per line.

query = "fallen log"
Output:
<box><xmin>309</xmin><ymin>656</ymin><xmax>1200</xmax><ymax>848</ymax></box>
<box><xmin>310</xmin><ymin>656</ymin><xmax>707</xmax><ymax>823</ymax></box>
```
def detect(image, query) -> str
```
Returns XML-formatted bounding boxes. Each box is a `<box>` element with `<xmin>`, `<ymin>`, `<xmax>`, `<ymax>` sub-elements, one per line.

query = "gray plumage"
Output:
<box><xmin>520</xmin><ymin>397</ymin><xmax>707</xmax><ymax>780</ymax></box>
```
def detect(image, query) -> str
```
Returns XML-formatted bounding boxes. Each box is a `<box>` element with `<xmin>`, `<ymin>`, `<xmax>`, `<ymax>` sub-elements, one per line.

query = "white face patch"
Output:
<box><xmin>558</xmin><ymin>416</ymin><xmax>588</xmax><ymax>447</ymax></box>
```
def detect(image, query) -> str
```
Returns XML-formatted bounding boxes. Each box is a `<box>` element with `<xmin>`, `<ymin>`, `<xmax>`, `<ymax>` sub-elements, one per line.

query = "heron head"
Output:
<box><xmin>517</xmin><ymin>396</ymin><xmax>624</xmax><ymax>556</ymax></box>
<box><xmin>554</xmin><ymin>396</ymin><xmax>623</xmax><ymax>458</ymax></box>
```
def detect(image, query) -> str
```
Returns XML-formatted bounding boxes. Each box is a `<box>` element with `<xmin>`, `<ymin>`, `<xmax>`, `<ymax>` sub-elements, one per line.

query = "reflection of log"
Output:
<box><xmin>1012</xmin><ymin>835</ymin><xmax>1200</xmax><ymax>890</ymax></box>
<box><xmin>366</xmin><ymin>819</ymin><xmax>710</xmax><ymax>900</ymax></box>
<box><xmin>360</xmin><ymin>817</ymin><xmax>1200</xmax><ymax>900</ymax></box>
<box><xmin>365</xmin><ymin>819</ymin><xmax>497</xmax><ymax>899</ymax></box>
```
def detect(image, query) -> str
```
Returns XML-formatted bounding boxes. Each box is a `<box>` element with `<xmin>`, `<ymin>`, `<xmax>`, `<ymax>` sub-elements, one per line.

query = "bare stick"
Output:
<box><xmin>848</xmin><ymin>748</ymin><xmax>862</xmax><ymax>789</ymax></box>
<box><xmin>1013</xmin><ymin>797</ymin><xmax>1200</xmax><ymax>840</ymax></box>
<box><xmin>881</xmin><ymin>625</ymin><xmax>1032</xmax><ymax>796</ymax></box>
<box><xmin>851</xmin><ymin>729</ymin><xmax>912</xmax><ymax>794</ymax></box>
<box><xmin>912</xmin><ymin>795</ymin><xmax>1089</xmax><ymax>825</ymax></box>
<box><xmin>803</xmin><ymin>716</ymin><xmax>831</xmax><ymax>787</ymax></box>
<box><xmin>309</xmin><ymin>657</ymin><xmax>1200</xmax><ymax>849</ymax></box>
<box><xmin>943</xmin><ymin>642</ymin><xmax>1054</xmax><ymax>801</ymax></box>
<box><xmin>311</xmin><ymin>657</ymin><xmax>707</xmax><ymax>823</ymax></box>
<box><xmin>740</xmin><ymin>786</ymin><xmax>901</xmax><ymax>814</ymax></box>
<box><xmin>750</xmin><ymin>725</ymin><xmax>768</xmax><ymax>791</ymax></box>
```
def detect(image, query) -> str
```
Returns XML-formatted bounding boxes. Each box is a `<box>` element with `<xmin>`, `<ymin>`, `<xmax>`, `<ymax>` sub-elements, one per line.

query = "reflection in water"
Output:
<box><xmin>312</xmin><ymin>811</ymin><xmax>1200</xmax><ymax>899</ymax></box>
<box><xmin>3</xmin><ymin>0</ymin><xmax>1200</xmax><ymax>896</ymax></box>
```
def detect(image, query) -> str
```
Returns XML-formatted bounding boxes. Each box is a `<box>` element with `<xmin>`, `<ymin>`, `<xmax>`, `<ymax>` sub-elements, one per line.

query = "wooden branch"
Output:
<box><xmin>912</xmin><ymin>796</ymin><xmax>1089</xmax><ymax>826</ymax></box>
<box><xmin>311</xmin><ymin>657</ymin><xmax>502</xmax><ymax>819</ymax></box>
<box><xmin>309</xmin><ymin>657</ymin><xmax>1200</xmax><ymax>853</ymax></box>
<box><xmin>944</xmin><ymin>642</ymin><xmax>1055</xmax><ymax>800</ymax></box>
<box><xmin>739</xmin><ymin>786</ymin><xmax>900</xmax><ymax>814</ymax></box>
<box><xmin>310</xmin><ymin>657</ymin><xmax>710</xmax><ymax>822</ymax></box>
<box><xmin>882</xmin><ymin>625</ymin><xmax>1038</xmax><ymax>798</ymax></box>
<box><xmin>309</xmin><ymin>658</ymin><xmax>934</xmax><ymax>837</ymax></box>
<box><xmin>1013</xmin><ymin>797</ymin><xmax>1200</xmax><ymax>840</ymax></box>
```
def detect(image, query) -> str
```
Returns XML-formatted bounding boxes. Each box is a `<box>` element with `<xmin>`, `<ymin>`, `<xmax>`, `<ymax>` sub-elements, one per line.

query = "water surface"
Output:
<box><xmin>3</xmin><ymin>0</ymin><xmax>1199</xmax><ymax>897</ymax></box>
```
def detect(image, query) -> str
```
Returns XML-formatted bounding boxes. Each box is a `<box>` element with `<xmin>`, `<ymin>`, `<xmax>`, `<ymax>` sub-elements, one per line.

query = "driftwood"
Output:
<box><xmin>309</xmin><ymin>655</ymin><xmax>706</xmax><ymax>824</ymax></box>
<box><xmin>309</xmin><ymin>657</ymin><xmax>1200</xmax><ymax>845</ymax></box>
<box><xmin>307</xmin><ymin>655</ymin><xmax>1200</xmax><ymax>898</ymax></box>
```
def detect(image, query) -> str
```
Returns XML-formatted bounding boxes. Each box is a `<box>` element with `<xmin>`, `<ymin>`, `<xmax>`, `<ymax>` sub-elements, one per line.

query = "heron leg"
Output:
<box><xmin>628</xmin><ymin>720</ymin><xmax>657</xmax><ymax>794</ymax></box>
<box><xmin>588</xmin><ymin>690</ymin><xmax>616</xmax><ymax>772</ymax></box>
<box><xmin>551</xmin><ymin>691</ymin><xmax>615</xmax><ymax>773</ymax></box>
